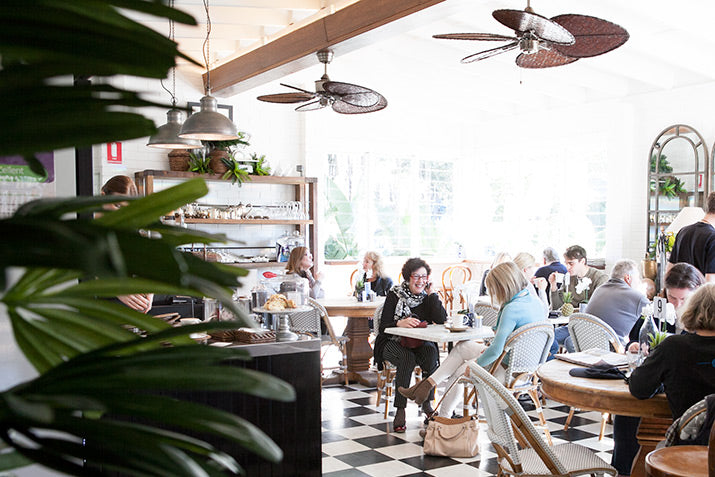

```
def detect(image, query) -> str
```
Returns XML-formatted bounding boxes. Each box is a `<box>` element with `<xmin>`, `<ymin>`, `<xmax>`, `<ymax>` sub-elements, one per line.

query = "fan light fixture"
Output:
<box><xmin>147</xmin><ymin>0</ymin><xmax>201</xmax><ymax>149</ymax></box>
<box><xmin>179</xmin><ymin>0</ymin><xmax>238</xmax><ymax>141</ymax></box>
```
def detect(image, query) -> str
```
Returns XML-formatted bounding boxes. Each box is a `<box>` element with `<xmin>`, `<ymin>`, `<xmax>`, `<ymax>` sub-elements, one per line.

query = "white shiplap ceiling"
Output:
<box><xmin>135</xmin><ymin>0</ymin><xmax>715</xmax><ymax>119</ymax></box>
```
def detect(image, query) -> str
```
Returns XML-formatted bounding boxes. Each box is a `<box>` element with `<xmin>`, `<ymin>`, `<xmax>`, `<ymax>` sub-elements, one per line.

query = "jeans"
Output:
<box><xmin>550</xmin><ymin>325</ymin><xmax>575</xmax><ymax>355</ymax></box>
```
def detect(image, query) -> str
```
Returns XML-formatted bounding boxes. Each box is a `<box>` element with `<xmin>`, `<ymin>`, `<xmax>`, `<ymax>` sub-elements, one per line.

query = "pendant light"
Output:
<box><xmin>179</xmin><ymin>0</ymin><xmax>239</xmax><ymax>141</ymax></box>
<box><xmin>147</xmin><ymin>0</ymin><xmax>201</xmax><ymax>149</ymax></box>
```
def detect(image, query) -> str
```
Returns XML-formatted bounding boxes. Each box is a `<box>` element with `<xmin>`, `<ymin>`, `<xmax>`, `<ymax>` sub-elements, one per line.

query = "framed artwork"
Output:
<box><xmin>187</xmin><ymin>101</ymin><xmax>233</xmax><ymax>121</ymax></box>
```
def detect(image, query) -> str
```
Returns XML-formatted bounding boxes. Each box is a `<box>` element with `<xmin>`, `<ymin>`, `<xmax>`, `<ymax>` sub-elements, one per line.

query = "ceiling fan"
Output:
<box><xmin>257</xmin><ymin>49</ymin><xmax>387</xmax><ymax>114</ymax></box>
<box><xmin>433</xmin><ymin>1</ymin><xmax>629</xmax><ymax>68</ymax></box>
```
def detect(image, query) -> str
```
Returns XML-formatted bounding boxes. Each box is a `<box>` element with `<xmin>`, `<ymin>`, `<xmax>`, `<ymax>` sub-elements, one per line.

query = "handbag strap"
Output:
<box><xmin>431</xmin><ymin>370</ymin><xmax>471</xmax><ymax>416</ymax></box>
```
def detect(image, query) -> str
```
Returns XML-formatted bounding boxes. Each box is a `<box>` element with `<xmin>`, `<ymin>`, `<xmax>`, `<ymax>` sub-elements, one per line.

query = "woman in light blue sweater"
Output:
<box><xmin>399</xmin><ymin>261</ymin><xmax>544</xmax><ymax>409</ymax></box>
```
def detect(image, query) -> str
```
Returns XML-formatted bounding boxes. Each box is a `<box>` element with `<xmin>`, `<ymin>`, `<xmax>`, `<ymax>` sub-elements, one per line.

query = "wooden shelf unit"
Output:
<box><xmin>135</xmin><ymin>170</ymin><xmax>319</xmax><ymax>275</ymax></box>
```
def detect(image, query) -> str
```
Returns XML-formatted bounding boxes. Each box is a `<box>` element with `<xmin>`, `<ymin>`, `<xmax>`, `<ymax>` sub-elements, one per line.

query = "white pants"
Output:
<box><xmin>430</xmin><ymin>341</ymin><xmax>484</xmax><ymax>416</ymax></box>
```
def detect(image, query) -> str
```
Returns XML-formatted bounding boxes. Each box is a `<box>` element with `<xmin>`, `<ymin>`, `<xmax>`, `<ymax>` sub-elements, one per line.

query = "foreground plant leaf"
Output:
<box><xmin>1</xmin><ymin>337</ymin><xmax>295</xmax><ymax>476</ymax></box>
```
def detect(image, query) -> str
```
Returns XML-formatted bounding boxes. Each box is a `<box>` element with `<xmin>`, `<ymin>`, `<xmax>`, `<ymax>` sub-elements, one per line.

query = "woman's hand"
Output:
<box><xmin>533</xmin><ymin>277</ymin><xmax>548</xmax><ymax>291</ymax></box>
<box><xmin>627</xmin><ymin>342</ymin><xmax>639</xmax><ymax>353</ymax></box>
<box><xmin>397</xmin><ymin>316</ymin><xmax>421</xmax><ymax>328</ymax></box>
<box><xmin>118</xmin><ymin>293</ymin><xmax>153</xmax><ymax>313</ymax></box>
<box><xmin>425</xmin><ymin>282</ymin><xmax>434</xmax><ymax>295</ymax></box>
<box><xmin>314</xmin><ymin>271</ymin><xmax>323</xmax><ymax>281</ymax></box>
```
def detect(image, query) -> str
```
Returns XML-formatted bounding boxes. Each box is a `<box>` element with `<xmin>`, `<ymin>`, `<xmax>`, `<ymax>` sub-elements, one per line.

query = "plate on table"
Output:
<box><xmin>445</xmin><ymin>325</ymin><xmax>468</xmax><ymax>332</ymax></box>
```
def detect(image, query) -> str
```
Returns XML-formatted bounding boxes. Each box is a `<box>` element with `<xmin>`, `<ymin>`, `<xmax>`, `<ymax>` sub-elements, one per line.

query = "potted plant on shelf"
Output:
<box><xmin>206</xmin><ymin>134</ymin><xmax>250</xmax><ymax>174</ymax></box>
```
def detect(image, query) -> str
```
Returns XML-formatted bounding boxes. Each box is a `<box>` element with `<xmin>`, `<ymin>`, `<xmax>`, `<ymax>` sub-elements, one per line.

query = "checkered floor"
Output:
<box><xmin>320</xmin><ymin>381</ymin><xmax>615</xmax><ymax>476</ymax></box>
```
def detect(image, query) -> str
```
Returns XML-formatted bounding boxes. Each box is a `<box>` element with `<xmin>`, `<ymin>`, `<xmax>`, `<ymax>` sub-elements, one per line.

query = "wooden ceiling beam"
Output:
<box><xmin>207</xmin><ymin>0</ymin><xmax>452</xmax><ymax>96</ymax></box>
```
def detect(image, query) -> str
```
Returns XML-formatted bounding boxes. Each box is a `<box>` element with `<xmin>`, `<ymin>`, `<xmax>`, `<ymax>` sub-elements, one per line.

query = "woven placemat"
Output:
<box><xmin>209</xmin><ymin>328</ymin><xmax>276</xmax><ymax>344</ymax></box>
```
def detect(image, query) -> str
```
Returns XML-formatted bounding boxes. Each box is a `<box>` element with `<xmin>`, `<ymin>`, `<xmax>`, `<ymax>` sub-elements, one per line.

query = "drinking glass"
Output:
<box><xmin>626</xmin><ymin>350</ymin><xmax>640</xmax><ymax>375</ymax></box>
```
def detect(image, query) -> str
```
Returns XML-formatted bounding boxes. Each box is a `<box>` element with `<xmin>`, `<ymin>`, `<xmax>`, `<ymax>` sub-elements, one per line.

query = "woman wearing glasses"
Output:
<box><xmin>373</xmin><ymin>257</ymin><xmax>447</xmax><ymax>433</ymax></box>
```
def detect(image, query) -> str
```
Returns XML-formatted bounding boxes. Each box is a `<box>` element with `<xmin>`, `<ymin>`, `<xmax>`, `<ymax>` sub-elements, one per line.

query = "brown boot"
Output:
<box><xmin>398</xmin><ymin>377</ymin><xmax>435</xmax><ymax>405</ymax></box>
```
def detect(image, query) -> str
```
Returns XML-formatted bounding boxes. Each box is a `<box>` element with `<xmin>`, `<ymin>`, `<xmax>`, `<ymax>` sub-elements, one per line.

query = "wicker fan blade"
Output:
<box><xmin>433</xmin><ymin>32</ymin><xmax>517</xmax><ymax>41</ymax></box>
<box><xmin>550</xmin><ymin>14</ymin><xmax>629</xmax><ymax>58</ymax></box>
<box><xmin>493</xmin><ymin>9</ymin><xmax>574</xmax><ymax>45</ymax></box>
<box><xmin>461</xmin><ymin>41</ymin><xmax>518</xmax><ymax>63</ymax></box>
<box><xmin>280</xmin><ymin>83</ymin><xmax>315</xmax><ymax>95</ymax></box>
<box><xmin>257</xmin><ymin>92</ymin><xmax>315</xmax><ymax>104</ymax></box>
<box><xmin>332</xmin><ymin>95</ymin><xmax>387</xmax><ymax>114</ymax></box>
<box><xmin>515</xmin><ymin>49</ymin><xmax>578</xmax><ymax>68</ymax></box>
<box><xmin>323</xmin><ymin>81</ymin><xmax>383</xmax><ymax>108</ymax></box>
<box><xmin>295</xmin><ymin>99</ymin><xmax>327</xmax><ymax>112</ymax></box>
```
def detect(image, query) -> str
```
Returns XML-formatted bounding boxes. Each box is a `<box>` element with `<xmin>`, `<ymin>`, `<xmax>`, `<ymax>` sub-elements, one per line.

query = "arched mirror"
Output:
<box><xmin>647</xmin><ymin>124</ymin><xmax>708</xmax><ymax>254</ymax></box>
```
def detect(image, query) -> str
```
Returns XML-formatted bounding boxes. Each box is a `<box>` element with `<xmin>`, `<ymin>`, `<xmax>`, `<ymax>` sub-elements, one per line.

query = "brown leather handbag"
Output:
<box><xmin>399</xmin><ymin>320</ymin><xmax>428</xmax><ymax>348</ymax></box>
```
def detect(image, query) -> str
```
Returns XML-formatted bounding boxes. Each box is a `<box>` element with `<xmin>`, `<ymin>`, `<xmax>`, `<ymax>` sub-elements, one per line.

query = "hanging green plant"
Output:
<box><xmin>188</xmin><ymin>151</ymin><xmax>212</xmax><ymax>174</ymax></box>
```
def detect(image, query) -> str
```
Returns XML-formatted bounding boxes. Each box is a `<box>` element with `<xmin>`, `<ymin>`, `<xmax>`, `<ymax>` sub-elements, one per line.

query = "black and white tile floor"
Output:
<box><xmin>320</xmin><ymin>382</ymin><xmax>614</xmax><ymax>476</ymax></box>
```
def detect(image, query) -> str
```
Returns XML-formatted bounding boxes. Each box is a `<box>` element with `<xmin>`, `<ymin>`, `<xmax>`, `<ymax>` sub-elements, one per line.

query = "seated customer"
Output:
<box><xmin>534</xmin><ymin>246</ymin><xmax>567</xmax><ymax>300</ymax></box>
<box><xmin>285</xmin><ymin>247</ymin><xmax>324</xmax><ymax>299</ymax></box>
<box><xmin>358</xmin><ymin>250</ymin><xmax>393</xmax><ymax>296</ymax></box>
<box><xmin>584</xmin><ymin>259</ymin><xmax>649</xmax><ymax>346</ymax></box>
<box><xmin>550</xmin><ymin>245</ymin><xmax>608</xmax><ymax>352</ymax></box>
<box><xmin>398</xmin><ymin>262</ymin><xmax>544</xmax><ymax>418</ymax></box>
<box><xmin>373</xmin><ymin>257</ymin><xmax>446</xmax><ymax>433</ymax></box>
<box><xmin>479</xmin><ymin>252</ymin><xmax>511</xmax><ymax>296</ymax></box>
<box><xmin>628</xmin><ymin>263</ymin><xmax>705</xmax><ymax>347</ymax></box>
<box><xmin>513</xmin><ymin>252</ymin><xmax>549</xmax><ymax>317</ymax></box>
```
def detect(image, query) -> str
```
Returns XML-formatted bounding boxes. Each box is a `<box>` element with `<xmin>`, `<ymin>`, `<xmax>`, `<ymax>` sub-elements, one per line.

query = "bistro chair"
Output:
<box><xmin>461</xmin><ymin>321</ymin><xmax>555</xmax><ymax>445</ymax></box>
<box><xmin>292</xmin><ymin>298</ymin><xmax>349</xmax><ymax>386</ymax></box>
<box><xmin>372</xmin><ymin>303</ymin><xmax>424</xmax><ymax>419</ymax></box>
<box><xmin>474</xmin><ymin>303</ymin><xmax>500</xmax><ymax>328</ymax></box>
<box><xmin>564</xmin><ymin>313</ymin><xmax>623</xmax><ymax>439</ymax></box>
<box><xmin>467</xmin><ymin>362</ymin><xmax>617</xmax><ymax>476</ymax></box>
<box><xmin>440</xmin><ymin>264</ymin><xmax>472</xmax><ymax>313</ymax></box>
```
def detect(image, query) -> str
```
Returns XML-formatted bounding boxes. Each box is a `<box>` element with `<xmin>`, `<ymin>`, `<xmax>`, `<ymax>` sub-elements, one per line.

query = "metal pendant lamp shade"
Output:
<box><xmin>147</xmin><ymin>109</ymin><xmax>202</xmax><ymax>149</ymax></box>
<box><xmin>179</xmin><ymin>94</ymin><xmax>238</xmax><ymax>141</ymax></box>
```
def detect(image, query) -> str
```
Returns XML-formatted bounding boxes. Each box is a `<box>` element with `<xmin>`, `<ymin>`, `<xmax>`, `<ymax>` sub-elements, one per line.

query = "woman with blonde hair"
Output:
<box><xmin>285</xmin><ymin>246</ymin><xmax>324</xmax><ymax>299</ymax></box>
<box><xmin>513</xmin><ymin>252</ymin><xmax>549</xmax><ymax>316</ymax></box>
<box><xmin>359</xmin><ymin>251</ymin><xmax>393</xmax><ymax>296</ymax></box>
<box><xmin>400</xmin><ymin>261</ymin><xmax>544</xmax><ymax>417</ymax></box>
<box><xmin>479</xmin><ymin>251</ymin><xmax>511</xmax><ymax>296</ymax></box>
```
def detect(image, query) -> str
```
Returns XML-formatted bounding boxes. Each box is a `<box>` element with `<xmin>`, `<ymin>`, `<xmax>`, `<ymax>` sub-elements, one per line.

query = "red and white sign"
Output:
<box><xmin>107</xmin><ymin>142</ymin><xmax>122</xmax><ymax>164</ymax></box>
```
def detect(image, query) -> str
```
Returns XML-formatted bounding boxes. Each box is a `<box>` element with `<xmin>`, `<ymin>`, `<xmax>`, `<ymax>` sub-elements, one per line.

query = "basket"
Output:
<box><xmin>209</xmin><ymin>149</ymin><xmax>229</xmax><ymax>174</ymax></box>
<box><xmin>168</xmin><ymin>149</ymin><xmax>191</xmax><ymax>171</ymax></box>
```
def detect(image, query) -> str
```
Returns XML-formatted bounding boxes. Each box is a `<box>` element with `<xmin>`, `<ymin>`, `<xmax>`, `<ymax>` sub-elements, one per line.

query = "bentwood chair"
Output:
<box><xmin>461</xmin><ymin>321</ymin><xmax>555</xmax><ymax>445</ymax></box>
<box><xmin>564</xmin><ymin>313</ymin><xmax>624</xmax><ymax>439</ymax></box>
<box><xmin>467</xmin><ymin>362</ymin><xmax>617</xmax><ymax>476</ymax></box>
<box><xmin>440</xmin><ymin>264</ymin><xmax>472</xmax><ymax>313</ymax></box>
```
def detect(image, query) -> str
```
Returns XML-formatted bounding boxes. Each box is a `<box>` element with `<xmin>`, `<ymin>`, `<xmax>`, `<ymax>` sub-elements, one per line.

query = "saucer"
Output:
<box><xmin>445</xmin><ymin>326</ymin><xmax>468</xmax><ymax>332</ymax></box>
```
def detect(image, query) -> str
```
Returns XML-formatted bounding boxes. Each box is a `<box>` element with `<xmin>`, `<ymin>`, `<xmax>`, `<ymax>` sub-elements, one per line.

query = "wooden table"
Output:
<box><xmin>319</xmin><ymin>297</ymin><xmax>384</xmax><ymax>386</ymax></box>
<box><xmin>537</xmin><ymin>359</ymin><xmax>672</xmax><ymax>477</ymax></box>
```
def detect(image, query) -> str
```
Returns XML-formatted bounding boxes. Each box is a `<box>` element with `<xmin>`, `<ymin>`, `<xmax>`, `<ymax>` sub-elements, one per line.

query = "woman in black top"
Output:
<box><xmin>373</xmin><ymin>257</ymin><xmax>446</xmax><ymax>433</ymax></box>
<box><xmin>358</xmin><ymin>251</ymin><xmax>393</xmax><ymax>296</ymax></box>
<box><xmin>629</xmin><ymin>283</ymin><xmax>715</xmax><ymax>419</ymax></box>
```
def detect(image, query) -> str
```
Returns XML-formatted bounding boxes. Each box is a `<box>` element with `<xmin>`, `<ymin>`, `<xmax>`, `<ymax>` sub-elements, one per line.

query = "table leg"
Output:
<box><xmin>343</xmin><ymin>317</ymin><xmax>377</xmax><ymax>387</ymax></box>
<box><xmin>630</xmin><ymin>417</ymin><xmax>672</xmax><ymax>477</ymax></box>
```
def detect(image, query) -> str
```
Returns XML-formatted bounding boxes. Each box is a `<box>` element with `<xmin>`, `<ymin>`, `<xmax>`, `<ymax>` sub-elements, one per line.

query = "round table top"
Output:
<box><xmin>645</xmin><ymin>445</ymin><xmax>708</xmax><ymax>477</ymax></box>
<box><xmin>318</xmin><ymin>297</ymin><xmax>385</xmax><ymax>318</ymax></box>
<box><xmin>537</xmin><ymin>359</ymin><xmax>672</xmax><ymax>419</ymax></box>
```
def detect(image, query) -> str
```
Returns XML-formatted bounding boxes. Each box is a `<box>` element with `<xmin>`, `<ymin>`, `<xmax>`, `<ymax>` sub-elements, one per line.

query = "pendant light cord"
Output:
<box><xmin>202</xmin><ymin>0</ymin><xmax>212</xmax><ymax>93</ymax></box>
<box><xmin>160</xmin><ymin>0</ymin><xmax>178</xmax><ymax>107</ymax></box>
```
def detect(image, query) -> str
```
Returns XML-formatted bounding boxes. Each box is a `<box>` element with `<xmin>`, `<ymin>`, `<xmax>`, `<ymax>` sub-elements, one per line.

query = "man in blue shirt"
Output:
<box><xmin>534</xmin><ymin>247</ymin><xmax>567</xmax><ymax>301</ymax></box>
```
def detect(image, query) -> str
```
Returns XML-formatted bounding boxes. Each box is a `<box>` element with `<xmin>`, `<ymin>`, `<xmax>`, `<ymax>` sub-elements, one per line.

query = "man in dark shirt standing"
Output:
<box><xmin>668</xmin><ymin>192</ymin><xmax>715</xmax><ymax>283</ymax></box>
